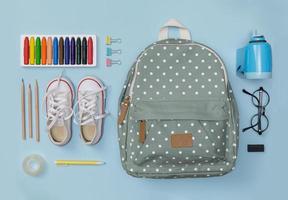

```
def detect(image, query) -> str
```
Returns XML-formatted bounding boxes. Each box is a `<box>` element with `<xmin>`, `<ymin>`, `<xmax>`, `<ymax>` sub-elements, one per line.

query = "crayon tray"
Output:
<box><xmin>20</xmin><ymin>34</ymin><xmax>97</xmax><ymax>68</ymax></box>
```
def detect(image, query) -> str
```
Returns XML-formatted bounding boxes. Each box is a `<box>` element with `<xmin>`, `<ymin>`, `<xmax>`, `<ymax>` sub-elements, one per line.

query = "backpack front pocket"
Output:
<box><xmin>127</xmin><ymin>100</ymin><xmax>229</xmax><ymax>168</ymax></box>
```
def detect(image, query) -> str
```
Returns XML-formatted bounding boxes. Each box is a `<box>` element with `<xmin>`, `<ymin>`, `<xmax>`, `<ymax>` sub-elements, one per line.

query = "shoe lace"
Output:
<box><xmin>42</xmin><ymin>74</ymin><xmax>73</xmax><ymax>130</ymax></box>
<box><xmin>73</xmin><ymin>88</ymin><xmax>107</xmax><ymax>126</ymax></box>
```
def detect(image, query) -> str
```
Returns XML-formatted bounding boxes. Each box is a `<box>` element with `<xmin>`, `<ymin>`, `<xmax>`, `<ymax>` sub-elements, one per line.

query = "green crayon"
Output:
<box><xmin>35</xmin><ymin>37</ymin><xmax>41</xmax><ymax>65</ymax></box>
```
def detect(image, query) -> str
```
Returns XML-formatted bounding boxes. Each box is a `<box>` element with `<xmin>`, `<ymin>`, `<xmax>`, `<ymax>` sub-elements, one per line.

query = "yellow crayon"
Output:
<box><xmin>29</xmin><ymin>37</ymin><xmax>35</xmax><ymax>65</ymax></box>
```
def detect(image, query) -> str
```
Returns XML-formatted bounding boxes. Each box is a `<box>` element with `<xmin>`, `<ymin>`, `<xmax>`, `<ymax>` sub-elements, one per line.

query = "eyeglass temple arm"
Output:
<box><xmin>243</xmin><ymin>123</ymin><xmax>263</xmax><ymax>134</ymax></box>
<box><xmin>242</xmin><ymin>89</ymin><xmax>260</xmax><ymax>104</ymax></box>
<box><xmin>242</xmin><ymin>125</ymin><xmax>255</xmax><ymax>132</ymax></box>
<box><xmin>242</xmin><ymin>89</ymin><xmax>259</xmax><ymax>133</ymax></box>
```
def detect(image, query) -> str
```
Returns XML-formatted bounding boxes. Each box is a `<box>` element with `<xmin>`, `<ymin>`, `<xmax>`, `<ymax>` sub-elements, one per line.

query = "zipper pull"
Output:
<box><xmin>139</xmin><ymin>120</ymin><xmax>146</xmax><ymax>144</ymax></box>
<box><xmin>118</xmin><ymin>96</ymin><xmax>130</xmax><ymax>125</ymax></box>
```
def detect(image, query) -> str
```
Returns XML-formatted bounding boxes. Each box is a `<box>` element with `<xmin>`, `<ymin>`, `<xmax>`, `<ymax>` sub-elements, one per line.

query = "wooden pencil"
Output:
<box><xmin>21</xmin><ymin>79</ymin><xmax>26</xmax><ymax>140</ymax></box>
<box><xmin>35</xmin><ymin>80</ymin><xmax>40</xmax><ymax>142</ymax></box>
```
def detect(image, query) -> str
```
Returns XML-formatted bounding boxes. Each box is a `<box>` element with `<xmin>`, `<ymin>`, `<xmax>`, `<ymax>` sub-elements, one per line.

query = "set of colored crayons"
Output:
<box><xmin>21</xmin><ymin>35</ymin><xmax>97</xmax><ymax>67</ymax></box>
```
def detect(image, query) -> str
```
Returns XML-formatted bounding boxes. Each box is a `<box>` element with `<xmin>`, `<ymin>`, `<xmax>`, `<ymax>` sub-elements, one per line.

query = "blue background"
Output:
<box><xmin>0</xmin><ymin>0</ymin><xmax>287</xmax><ymax>199</ymax></box>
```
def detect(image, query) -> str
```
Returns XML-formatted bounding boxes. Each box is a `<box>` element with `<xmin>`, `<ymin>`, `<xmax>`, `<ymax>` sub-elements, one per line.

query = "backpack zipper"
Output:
<box><xmin>118</xmin><ymin>96</ymin><xmax>130</xmax><ymax>124</ymax></box>
<box><xmin>139</xmin><ymin>120</ymin><xmax>146</xmax><ymax>143</ymax></box>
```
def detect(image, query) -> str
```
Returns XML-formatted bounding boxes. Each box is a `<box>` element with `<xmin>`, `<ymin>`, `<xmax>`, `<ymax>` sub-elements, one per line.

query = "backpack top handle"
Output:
<box><xmin>158</xmin><ymin>19</ymin><xmax>192</xmax><ymax>41</ymax></box>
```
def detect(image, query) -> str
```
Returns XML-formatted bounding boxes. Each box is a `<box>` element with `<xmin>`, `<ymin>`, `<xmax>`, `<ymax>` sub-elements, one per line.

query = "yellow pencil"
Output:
<box><xmin>55</xmin><ymin>160</ymin><xmax>105</xmax><ymax>166</ymax></box>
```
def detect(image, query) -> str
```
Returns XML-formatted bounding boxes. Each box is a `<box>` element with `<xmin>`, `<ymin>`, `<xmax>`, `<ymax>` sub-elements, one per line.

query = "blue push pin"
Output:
<box><xmin>106</xmin><ymin>47</ymin><xmax>121</xmax><ymax>56</ymax></box>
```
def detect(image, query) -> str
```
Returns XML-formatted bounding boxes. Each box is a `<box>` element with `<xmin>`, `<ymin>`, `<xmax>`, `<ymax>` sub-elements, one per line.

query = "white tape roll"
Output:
<box><xmin>22</xmin><ymin>154</ymin><xmax>45</xmax><ymax>176</ymax></box>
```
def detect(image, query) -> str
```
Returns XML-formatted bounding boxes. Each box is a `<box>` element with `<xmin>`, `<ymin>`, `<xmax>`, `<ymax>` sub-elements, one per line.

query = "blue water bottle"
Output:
<box><xmin>236</xmin><ymin>31</ymin><xmax>272</xmax><ymax>79</ymax></box>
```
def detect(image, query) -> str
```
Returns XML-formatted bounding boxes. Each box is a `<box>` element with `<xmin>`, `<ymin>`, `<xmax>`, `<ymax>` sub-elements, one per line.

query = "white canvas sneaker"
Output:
<box><xmin>44</xmin><ymin>76</ymin><xmax>74</xmax><ymax>146</ymax></box>
<box><xmin>74</xmin><ymin>76</ymin><xmax>107</xmax><ymax>145</ymax></box>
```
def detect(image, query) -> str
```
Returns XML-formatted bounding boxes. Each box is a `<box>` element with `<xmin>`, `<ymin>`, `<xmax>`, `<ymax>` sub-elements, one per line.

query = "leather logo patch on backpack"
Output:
<box><xmin>171</xmin><ymin>133</ymin><xmax>193</xmax><ymax>148</ymax></box>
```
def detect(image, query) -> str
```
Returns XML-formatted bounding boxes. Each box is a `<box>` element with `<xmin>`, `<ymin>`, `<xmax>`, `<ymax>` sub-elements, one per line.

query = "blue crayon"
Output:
<box><xmin>53</xmin><ymin>37</ymin><xmax>58</xmax><ymax>65</ymax></box>
<box><xmin>64</xmin><ymin>37</ymin><xmax>70</xmax><ymax>64</ymax></box>
<box><xmin>71</xmin><ymin>37</ymin><xmax>75</xmax><ymax>65</ymax></box>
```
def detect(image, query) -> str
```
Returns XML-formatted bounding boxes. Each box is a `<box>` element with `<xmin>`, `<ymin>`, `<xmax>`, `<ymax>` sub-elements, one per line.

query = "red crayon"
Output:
<box><xmin>87</xmin><ymin>37</ymin><xmax>93</xmax><ymax>64</ymax></box>
<box><xmin>24</xmin><ymin>37</ymin><xmax>29</xmax><ymax>65</ymax></box>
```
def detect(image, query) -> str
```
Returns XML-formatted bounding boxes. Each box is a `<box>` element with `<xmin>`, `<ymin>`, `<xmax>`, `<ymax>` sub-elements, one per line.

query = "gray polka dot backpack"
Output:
<box><xmin>118</xmin><ymin>19</ymin><xmax>239</xmax><ymax>178</ymax></box>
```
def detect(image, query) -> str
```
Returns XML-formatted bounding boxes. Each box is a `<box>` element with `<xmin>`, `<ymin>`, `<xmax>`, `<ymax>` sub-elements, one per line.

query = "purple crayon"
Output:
<box><xmin>70</xmin><ymin>37</ymin><xmax>75</xmax><ymax>65</ymax></box>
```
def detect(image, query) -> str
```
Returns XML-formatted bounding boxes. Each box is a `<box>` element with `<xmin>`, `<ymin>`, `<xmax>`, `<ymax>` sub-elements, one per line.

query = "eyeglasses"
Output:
<box><xmin>242</xmin><ymin>87</ymin><xmax>270</xmax><ymax>135</ymax></box>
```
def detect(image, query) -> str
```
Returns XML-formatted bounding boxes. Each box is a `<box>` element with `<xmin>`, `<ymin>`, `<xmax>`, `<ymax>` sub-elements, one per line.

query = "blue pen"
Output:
<box><xmin>64</xmin><ymin>37</ymin><xmax>70</xmax><ymax>64</ymax></box>
<box><xmin>53</xmin><ymin>37</ymin><xmax>58</xmax><ymax>65</ymax></box>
